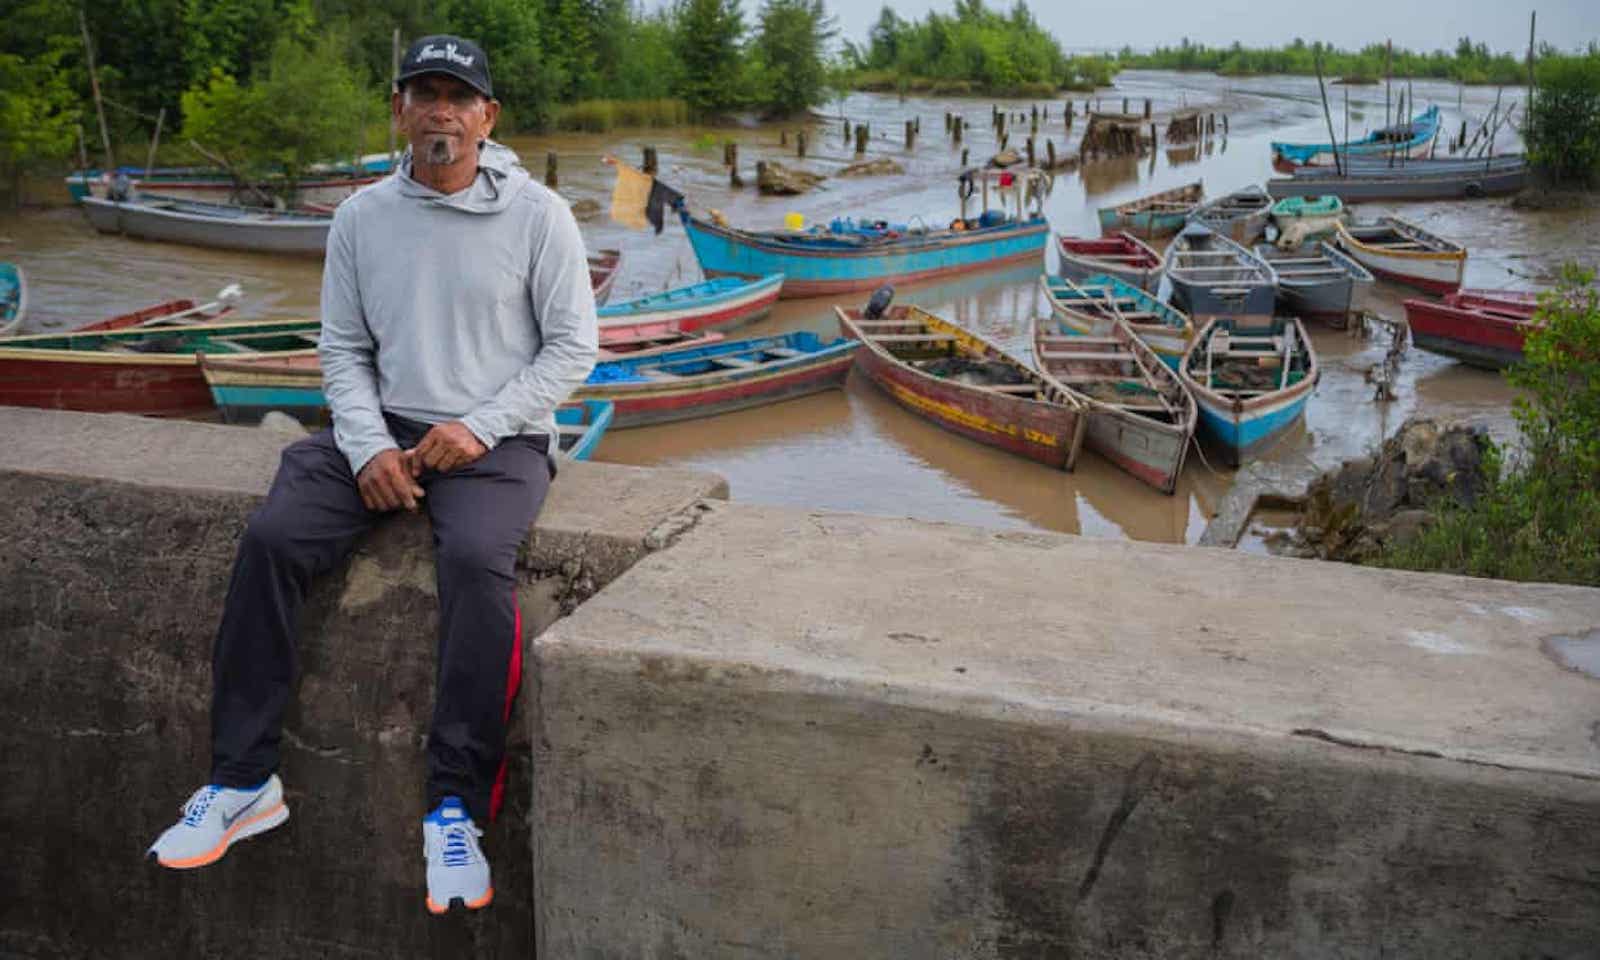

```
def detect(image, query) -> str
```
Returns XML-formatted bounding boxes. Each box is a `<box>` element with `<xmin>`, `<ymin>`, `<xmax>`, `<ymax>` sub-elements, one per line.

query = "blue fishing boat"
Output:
<box><xmin>1039</xmin><ymin>273</ymin><xmax>1194</xmax><ymax>370</ymax></box>
<box><xmin>1271</xmin><ymin>105</ymin><xmax>1441</xmax><ymax>169</ymax></box>
<box><xmin>676</xmin><ymin>168</ymin><xmax>1051</xmax><ymax>299</ymax></box>
<box><xmin>1</xmin><ymin>263</ymin><xmax>25</xmax><ymax>337</ymax></box>
<box><xmin>65</xmin><ymin>153</ymin><xmax>397</xmax><ymax>205</ymax></box>
<box><xmin>576</xmin><ymin>331</ymin><xmax>858</xmax><ymax>426</ymax></box>
<box><xmin>554</xmin><ymin>400</ymin><xmax>615</xmax><ymax>461</ymax></box>
<box><xmin>1179</xmin><ymin>318</ymin><xmax>1319</xmax><ymax>466</ymax></box>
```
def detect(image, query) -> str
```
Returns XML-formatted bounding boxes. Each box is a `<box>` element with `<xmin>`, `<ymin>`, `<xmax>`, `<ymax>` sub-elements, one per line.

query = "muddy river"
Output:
<box><xmin>4</xmin><ymin>71</ymin><xmax>1595</xmax><ymax>543</ymax></box>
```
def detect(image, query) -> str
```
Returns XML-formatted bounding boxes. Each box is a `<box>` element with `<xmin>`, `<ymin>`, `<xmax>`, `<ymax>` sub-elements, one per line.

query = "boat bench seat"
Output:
<box><xmin>982</xmin><ymin>383</ymin><xmax>1041</xmax><ymax>394</ymax></box>
<box><xmin>557</xmin><ymin>423</ymin><xmax>588</xmax><ymax>435</ymax></box>
<box><xmin>1049</xmin><ymin>373</ymin><xmax>1138</xmax><ymax>384</ymax></box>
<box><xmin>710</xmin><ymin>356</ymin><xmax>758</xmax><ymax>369</ymax></box>
<box><xmin>637</xmin><ymin>367</ymin><xmax>682</xmax><ymax>379</ymax></box>
<box><xmin>872</xmin><ymin>334</ymin><xmax>957</xmax><ymax>343</ymax></box>
<box><xmin>763</xmin><ymin>347</ymin><xmax>804</xmax><ymax>358</ymax></box>
<box><xmin>1038</xmin><ymin>350</ymin><xmax>1128</xmax><ymax>361</ymax></box>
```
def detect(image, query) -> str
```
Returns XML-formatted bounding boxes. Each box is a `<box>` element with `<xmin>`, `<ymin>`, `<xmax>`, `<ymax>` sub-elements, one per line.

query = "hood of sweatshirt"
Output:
<box><xmin>395</xmin><ymin>139</ymin><xmax>528</xmax><ymax>214</ymax></box>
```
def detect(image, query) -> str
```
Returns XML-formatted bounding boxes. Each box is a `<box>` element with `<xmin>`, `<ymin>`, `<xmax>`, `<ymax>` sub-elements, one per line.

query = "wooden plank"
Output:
<box><xmin>710</xmin><ymin>356</ymin><xmax>758</xmax><ymax>369</ymax></box>
<box><xmin>982</xmin><ymin>383</ymin><xmax>1042</xmax><ymax>394</ymax></box>
<box><xmin>1039</xmin><ymin>350</ymin><xmax>1130</xmax><ymax>360</ymax></box>
<box><xmin>871</xmin><ymin>333</ymin><xmax>957</xmax><ymax>343</ymax></box>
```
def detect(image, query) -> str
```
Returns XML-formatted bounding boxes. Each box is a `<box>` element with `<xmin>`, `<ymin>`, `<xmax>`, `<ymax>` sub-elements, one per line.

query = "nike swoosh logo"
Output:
<box><xmin>221</xmin><ymin>792</ymin><xmax>265</xmax><ymax>829</ymax></box>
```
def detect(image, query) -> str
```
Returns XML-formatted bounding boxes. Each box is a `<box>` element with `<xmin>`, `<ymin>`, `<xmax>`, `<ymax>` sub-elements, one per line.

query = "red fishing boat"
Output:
<box><xmin>1404</xmin><ymin>290</ymin><xmax>1544</xmax><ymax>370</ymax></box>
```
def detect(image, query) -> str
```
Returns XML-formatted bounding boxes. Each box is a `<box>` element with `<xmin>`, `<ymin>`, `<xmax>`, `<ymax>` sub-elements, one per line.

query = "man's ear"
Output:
<box><xmin>483</xmin><ymin>98</ymin><xmax>501</xmax><ymax>138</ymax></box>
<box><xmin>391</xmin><ymin>87</ymin><xmax>403</xmax><ymax>123</ymax></box>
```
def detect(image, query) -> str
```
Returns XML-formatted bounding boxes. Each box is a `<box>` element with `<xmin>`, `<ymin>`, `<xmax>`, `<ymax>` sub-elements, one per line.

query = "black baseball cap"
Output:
<box><xmin>396</xmin><ymin>35</ymin><xmax>493</xmax><ymax>99</ymax></box>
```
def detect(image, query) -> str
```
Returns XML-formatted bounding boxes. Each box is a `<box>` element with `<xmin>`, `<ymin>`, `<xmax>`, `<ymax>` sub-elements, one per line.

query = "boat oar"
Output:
<box><xmin>137</xmin><ymin>283</ymin><xmax>245</xmax><ymax>327</ymax></box>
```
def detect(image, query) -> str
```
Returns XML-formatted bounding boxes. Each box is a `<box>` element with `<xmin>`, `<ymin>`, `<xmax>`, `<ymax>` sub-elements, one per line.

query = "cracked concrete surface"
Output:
<box><xmin>535</xmin><ymin>502</ymin><xmax>1600</xmax><ymax>957</ymax></box>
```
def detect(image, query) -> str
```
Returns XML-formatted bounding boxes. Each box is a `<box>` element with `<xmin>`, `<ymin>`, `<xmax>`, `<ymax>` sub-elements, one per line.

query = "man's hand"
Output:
<box><xmin>405</xmin><ymin>421</ymin><xmax>489</xmax><ymax>476</ymax></box>
<box><xmin>357</xmin><ymin>449</ymin><xmax>425</xmax><ymax>512</ymax></box>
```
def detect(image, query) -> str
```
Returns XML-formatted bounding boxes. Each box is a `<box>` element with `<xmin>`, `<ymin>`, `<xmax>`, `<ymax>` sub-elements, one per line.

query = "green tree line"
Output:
<box><xmin>841</xmin><ymin>1</ymin><xmax>1112</xmax><ymax>97</ymax></box>
<box><xmin>0</xmin><ymin>0</ymin><xmax>835</xmax><ymax>202</ymax></box>
<box><xmin>1118</xmin><ymin>36</ymin><xmax>1532</xmax><ymax>85</ymax></box>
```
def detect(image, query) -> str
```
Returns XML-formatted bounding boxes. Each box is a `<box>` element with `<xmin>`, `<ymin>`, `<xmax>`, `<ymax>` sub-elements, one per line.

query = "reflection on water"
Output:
<box><xmin>4</xmin><ymin>70</ymin><xmax>1583</xmax><ymax>545</ymax></box>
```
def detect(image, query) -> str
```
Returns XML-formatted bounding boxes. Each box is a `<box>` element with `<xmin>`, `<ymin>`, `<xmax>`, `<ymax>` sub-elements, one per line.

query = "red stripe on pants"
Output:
<box><xmin>488</xmin><ymin>600</ymin><xmax>523</xmax><ymax>821</ymax></box>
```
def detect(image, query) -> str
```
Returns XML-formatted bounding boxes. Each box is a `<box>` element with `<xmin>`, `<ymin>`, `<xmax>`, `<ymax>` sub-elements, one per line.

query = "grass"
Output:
<box><xmin>551</xmin><ymin>98</ymin><xmax>690</xmax><ymax>132</ymax></box>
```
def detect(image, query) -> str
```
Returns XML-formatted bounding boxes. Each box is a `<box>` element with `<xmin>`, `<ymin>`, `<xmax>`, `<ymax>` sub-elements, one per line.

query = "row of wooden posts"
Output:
<box><xmin>537</xmin><ymin>98</ymin><xmax>1232</xmax><ymax>188</ymax></box>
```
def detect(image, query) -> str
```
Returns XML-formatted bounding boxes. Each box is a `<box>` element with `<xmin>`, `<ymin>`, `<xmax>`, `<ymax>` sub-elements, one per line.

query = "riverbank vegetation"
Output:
<box><xmin>839</xmin><ymin>3</ymin><xmax>1112</xmax><ymax>97</ymax></box>
<box><xmin>1375</xmin><ymin>268</ymin><xmax>1600</xmax><ymax>586</ymax></box>
<box><xmin>1118</xmin><ymin>37</ymin><xmax>1532</xmax><ymax>86</ymax></box>
<box><xmin>1524</xmin><ymin>51</ymin><xmax>1600</xmax><ymax>187</ymax></box>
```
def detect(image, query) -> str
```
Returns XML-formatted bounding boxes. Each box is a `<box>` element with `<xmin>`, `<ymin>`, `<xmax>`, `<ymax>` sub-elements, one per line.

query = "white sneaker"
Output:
<box><xmin>423</xmin><ymin>797</ymin><xmax>493</xmax><ymax>914</ymax></box>
<box><xmin>148</xmin><ymin>775</ymin><xmax>289</xmax><ymax>869</ymax></box>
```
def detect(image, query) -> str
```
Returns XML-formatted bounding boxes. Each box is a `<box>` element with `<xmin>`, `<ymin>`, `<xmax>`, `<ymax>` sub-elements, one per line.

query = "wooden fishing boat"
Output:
<box><xmin>1032</xmin><ymin>314</ymin><xmax>1196</xmax><ymax>493</ymax></box>
<box><xmin>574</xmin><ymin>331</ymin><xmax>857</xmax><ymax>427</ymax></box>
<box><xmin>1268</xmin><ymin>195</ymin><xmax>1345</xmax><ymax>248</ymax></box>
<box><xmin>1254</xmin><ymin>242</ymin><xmax>1374</xmax><ymax>327</ymax></box>
<box><xmin>1270</xmin><ymin>105</ymin><xmax>1441</xmax><ymax>169</ymax></box>
<box><xmin>65</xmin><ymin>154</ymin><xmax>395</xmax><ymax>205</ymax></box>
<box><xmin>1039</xmin><ymin>273</ymin><xmax>1195</xmax><ymax>369</ymax></box>
<box><xmin>71</xmin><ymin>284</ymin><xmax>244</xmax><ymax>333</ymax></box>
<box><xmin>1097</xmin><ymin>181</ymin><xmax>1204</xmax><ymax>239</ymax></box>
<box><xmin>835</xmin><ymin>303</ymin><xmax>1087</xmax><ymax>469</ymax></box>
<box><xmin>1187</xmin><ymin>185</ymin><xmax>1274</xmax><ymax>245</ymax></box>
<box><xmin>679</xmin><ymin>168</ymin><xmax>1051</xmax><ymax>298</ymax></box>
<box><xmin>1</xmin><ymin>263</ymin><xmax>25</xmax><ymax>337</ymax></box>
<box><xmin>81</xmin><ymin>194</ymin><xmax>332</xmax><ymax>256</ymax></box>
<box><xmin>1054</xmin><ymin>232</ymin><xmax>1162</xmax><ymax>291</ymax></box>
<box><xmin>1161</xmin><ymin>222</ymin><xmax>1278</xmax><ymax>329</ymax></box>
<box><xmin>1403</xmin><ymin>291</ymin><xmax>1543</xmax><ymax>370</ymax></box>
<box><xmin>1179</xmin><ymin>317</ymin><xmax>1319</xmax><ymax>467</ymax></box>
<box><xmin>1335</xmin><ymin>217</ymin><xmax>1466</xmax><ymax>295</ymax></box>
<box><xmin>598</xmin><ymin>274</ymin><xmax>782</xmax><ymax>338</ymax></box>
<box><xmin>0</xmin><ymin>317</ymin><xmax>322</xmax><ymax>415</ymax></box>
<box><xmin>588</xmin><ymin>249</ymin><xmax>622</xmax><ymax>304</ymax></box>
<box><xmin>1266</xmin><ymin>156</ymin><xmax>1527</xmax><ymax>203</ymax></box>
<box><xmin>599</xmin><ymin>327</ymin><xmax>724</xmax><ymax>360</ymax></box>
<box><xmin>198</xmin><ymin>351</ymin><xmax>616</xmax><ymax>459</ymax></box>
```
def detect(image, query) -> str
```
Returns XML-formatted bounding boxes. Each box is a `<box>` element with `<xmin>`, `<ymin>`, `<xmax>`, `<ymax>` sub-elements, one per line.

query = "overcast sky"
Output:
<box><xmin>788</xmin><ymin>0</ymin><xmax>1600</xmax><ymax>57</ymax></box>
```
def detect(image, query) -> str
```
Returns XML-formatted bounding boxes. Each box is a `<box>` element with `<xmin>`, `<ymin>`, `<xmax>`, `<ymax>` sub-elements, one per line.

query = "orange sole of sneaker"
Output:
<box><xmin>426</xmin><ymin>887</ymin><xmax>494</xmax><ymax>915</ymax></box>
<box><xmin>157</xmin><ymin>801</ymin><xmax>289</xmax><ymax>870</ymax></box>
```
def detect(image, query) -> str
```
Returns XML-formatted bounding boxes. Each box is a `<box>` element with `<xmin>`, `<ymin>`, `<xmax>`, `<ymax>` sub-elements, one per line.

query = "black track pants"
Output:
<box><xmin>208</xmin><ymin>414</ymin><xmax>552</xmax><ymax>824</ymax></box>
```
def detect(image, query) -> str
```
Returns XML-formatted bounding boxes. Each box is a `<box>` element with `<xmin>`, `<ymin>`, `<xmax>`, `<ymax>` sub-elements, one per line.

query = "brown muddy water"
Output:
<box><xmin>4</xmin><ymin>71</ymin><xmax>1596</xmax><ymax>543</ymax></box>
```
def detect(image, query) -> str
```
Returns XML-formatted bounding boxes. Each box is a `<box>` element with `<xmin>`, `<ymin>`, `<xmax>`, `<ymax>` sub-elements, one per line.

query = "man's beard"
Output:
<box><xmin>421</xmin><ymin>134</ymin><xmax>459</xmax><ymax>165</ymax></box>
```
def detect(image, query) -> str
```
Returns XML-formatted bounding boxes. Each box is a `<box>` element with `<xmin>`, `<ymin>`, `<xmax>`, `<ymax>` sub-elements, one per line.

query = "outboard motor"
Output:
<box><xmin>863</xmin><ymin>284</ymin><xmax>894</xmax><ymax>320</ymax></box>
<box><xmin>107</xmin><ymin>172</ymin><xmax>132</xmax><ymax>202</ymax></box>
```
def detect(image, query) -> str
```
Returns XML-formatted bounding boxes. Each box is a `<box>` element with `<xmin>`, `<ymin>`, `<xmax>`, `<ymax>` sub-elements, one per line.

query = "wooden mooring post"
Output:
<box><xmin>1046</xmin><ymin>139</ymin><xmax>1056</xmax><ymax>168</ymax></box>
<box><xmin>797</xmin><ymin>130</ymin><xmax>807</xmax><ymax>158</ymax></box>
<box><xmin>854</xmin><ymin>124</ymin><xmax>867</xmax><ymax>155</ymax></box>
<box><xmin>905</xmin><ymin>119</ymin><xmax>916</xmax><ymax>149</ymax></box>
<box><xmin>1122</xmin><ymin>97</ymin><xmax>1129</xmax><ymax>114</ymax></box>
<box><xmin>1026</xmin><ymin>137</ymin><xmax>1035</xmax><ymax>167</ymax></box>
<box><xmin>545</xmin><ymin>151</ymin><xmax>557</xmax><ymax>188</ymax></box>
<box><xmin>961</xmin><ymin>147</ymin><xmax>969</xmax><ymax>167</ymax></box>
<box><xmin>726</xmin><ymin>142</ymin><xmax>742</xmax><ymax>188</ymax></box>
<box><xmin>641</xmin><ymin>146</ymin><xmax>657</xmax><ymax>175</ymax></box>
<box><xmin>1144</xmin><ymin>98</ymin><xmax>1152</xmax><ymax>118</ymax></box>
<box><xmin>953</xmin><ymin>116</ymin><xmax>963</xmax><ymax>143</ymax></box>
<box><xmin>779</xmin><ymin>130</ymin><xmax>787</xmax><ymax>146</ymax></box>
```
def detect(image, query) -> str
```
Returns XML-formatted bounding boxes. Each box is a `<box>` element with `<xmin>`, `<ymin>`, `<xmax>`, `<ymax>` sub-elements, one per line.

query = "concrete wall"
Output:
<box><xmin>7</xmin><ymin>408</ymin><xmax>1600</xmax><ymax>958</ymax></box>
<box><xmin>0</xmin><ymin>408</ymin><xmax>725</xmax><ymax>958</ymax></box>
<box><xmin>533</xmin><ymin>503</ymin><xmax>1600</xmax><ymax>958</ymax></box>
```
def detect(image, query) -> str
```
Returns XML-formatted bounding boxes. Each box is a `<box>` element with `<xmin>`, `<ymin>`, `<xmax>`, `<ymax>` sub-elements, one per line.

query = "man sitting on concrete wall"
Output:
<box><xmin>146</xmin><ymin>34</ymin><xmax>599</xmax><ymax>915</ymax></box>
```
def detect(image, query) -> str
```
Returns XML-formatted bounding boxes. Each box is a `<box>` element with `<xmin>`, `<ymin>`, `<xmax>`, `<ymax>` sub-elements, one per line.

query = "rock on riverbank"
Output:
<box><xmin>1294</xmin><ymin>418</ymin><xmax>1492</xmax><ymax>562</ymax></box>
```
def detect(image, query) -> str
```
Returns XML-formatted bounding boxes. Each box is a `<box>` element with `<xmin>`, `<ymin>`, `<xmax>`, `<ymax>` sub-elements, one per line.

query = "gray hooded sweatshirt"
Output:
<box><xmin>319</xmin><ymin>141</ymin><xmax>599</xmax><ymax>476</ymax></box>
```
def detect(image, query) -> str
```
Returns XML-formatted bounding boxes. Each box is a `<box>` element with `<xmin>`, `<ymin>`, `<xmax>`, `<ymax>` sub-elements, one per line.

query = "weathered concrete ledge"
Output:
<box><xmin>1196</xmin><ymin>455</ymin><xmax>1319</xmax><ymax>548</ymax></box>
<box><xmin>0</xmin><ymin>407</ymin><xmax>725</xmax><ymax>958</ymax></box>
<box><xmin>534</xmin><ymin>502</ymin><xmax>1600</xmax><ymax>957</ymax></box>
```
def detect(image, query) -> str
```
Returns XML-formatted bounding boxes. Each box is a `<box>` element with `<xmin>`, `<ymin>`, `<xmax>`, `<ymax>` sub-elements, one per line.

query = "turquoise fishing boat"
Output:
<box><xmin>1</xmin><ymin>263</ymin><xmax>25</xmax><ymax>337</ymax></box>
<box><xmin>1271</xmin><ymin>106</ymin><xmax>1440</xmax><ymax>169</ymax></box>
<box><xmin>1178</xmin><ymin>318</ymin><xmax>1319</xmax><ymax>466</ymax></box>
<box><xmin>1096</xmin><ymin>181</ymin><xmax>1204</xmax><ymax>239</ymax></box>
<box><xmin>677</xmin><ymin>168</ymin><xmax>1051</xmax><ymax>299</ymax></box>
<box><xmin>1039</xmin><ymin>273</ymin><xmax>1194</xmax><ymax>370</ymax></box>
